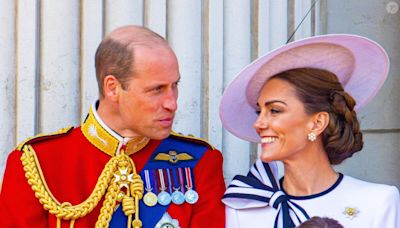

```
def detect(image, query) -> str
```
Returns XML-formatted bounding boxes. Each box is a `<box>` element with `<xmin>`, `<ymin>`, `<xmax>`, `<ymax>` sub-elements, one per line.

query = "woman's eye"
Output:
<box><xmin>255</xmin><ymin>110</ymin><xmax>261</xmax><ymax>115</ymax></box>
<box><xmin>270</xmin><ymin>108</ymin><xmax>281</xmax><ymax>114</ymax></box>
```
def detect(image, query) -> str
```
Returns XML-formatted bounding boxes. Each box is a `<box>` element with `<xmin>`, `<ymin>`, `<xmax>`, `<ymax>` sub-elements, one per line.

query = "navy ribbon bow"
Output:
<box><xmin>222</xmin><ymin>160</ymin><xmax>310</xmax><ymax>228</ymax></box>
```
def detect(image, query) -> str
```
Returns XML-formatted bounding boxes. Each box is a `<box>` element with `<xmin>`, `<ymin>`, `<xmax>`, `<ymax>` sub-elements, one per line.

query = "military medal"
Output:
<box><xmin>184</xmin><ymin>167</ymin><xmax>199</xmax><ymax>204</ymax></box>
<box><xmin>143</xmin><ymin>170</ymin><xmax>157</xmax><ymax>206</ymax></box>
<box><xmin>157</xmin><ymin>169</ymin><xmax>172</xmax><ymax>206</ymax></box>
<box><xmin>171</xmin><ymin>190</ymin><xmax>185</xmax><ymax>205</ymax></box>
<box><xmin>158</xmin><ymin>190</ymin><xmax>171</xmax><ymax>206</ymax></box>
<box><xmin>171</xmin><ymin>168</ymin><xmax>185</xmax><ymax>205</ymax></box>
<box><xmin>184</xmin><ymin>189</ymin><xmax>198</xmax><ymax>204</ymax></box>
<box><xmin>144</xmin><ymin>191</ymin><xmax>158</xmax><ymax>207</ymax></box>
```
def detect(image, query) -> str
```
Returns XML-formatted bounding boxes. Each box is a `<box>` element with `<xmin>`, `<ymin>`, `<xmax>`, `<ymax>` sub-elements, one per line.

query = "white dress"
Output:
<box><xmin>223</xmin><ymin>160</ymin><xmax>400</xmax><ymax>228</ymax></box>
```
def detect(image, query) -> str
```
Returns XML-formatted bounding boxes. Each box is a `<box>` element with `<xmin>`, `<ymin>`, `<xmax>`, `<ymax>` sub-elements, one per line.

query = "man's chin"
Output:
<box><xmin>148</xmin><ymin>129</ymin><xmax>171</xmax><ymax>140</ymax></box>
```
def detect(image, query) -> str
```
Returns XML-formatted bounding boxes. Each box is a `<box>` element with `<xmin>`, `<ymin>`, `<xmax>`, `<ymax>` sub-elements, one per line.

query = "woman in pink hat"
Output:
<box><xmin>220</xmin><ymin>34</ymin><xmax>400</xmax><ymax>228</ymax></box>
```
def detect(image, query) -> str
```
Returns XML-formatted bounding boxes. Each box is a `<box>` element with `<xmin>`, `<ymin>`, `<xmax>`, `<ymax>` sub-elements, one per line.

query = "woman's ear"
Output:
<box><xmin>103</xmin><ymin>75</ymin><xmax>121</xmax><ymax>102</ymax></box>
<box><xmin>310</xmin><ymin>111</ymin><xmax>330</xmax><ymax>135</ymax></box>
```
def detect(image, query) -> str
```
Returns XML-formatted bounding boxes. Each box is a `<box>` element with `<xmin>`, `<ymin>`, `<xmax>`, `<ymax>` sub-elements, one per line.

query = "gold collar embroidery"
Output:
<box><xmin>81</xmin><ymin>103</ymin><xmax>150</xmax><ymax>156</ymax></box>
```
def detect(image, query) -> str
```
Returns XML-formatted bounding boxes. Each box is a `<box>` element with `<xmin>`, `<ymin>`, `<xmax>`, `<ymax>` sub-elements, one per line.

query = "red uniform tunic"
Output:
<box><xmin>0</xmin><ymin>107</ymin><xmax>225</xmax><ymax>228</ymax></box>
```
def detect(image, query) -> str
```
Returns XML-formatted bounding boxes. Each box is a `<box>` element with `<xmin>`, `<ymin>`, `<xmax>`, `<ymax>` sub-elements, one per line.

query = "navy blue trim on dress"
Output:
<box><xmin>280</xmin><ymin>173</ymin><xmax>344</xmax><ymax>200</ymax></box>
<box><xmin>233</xmin><ymin>175</ymin><xmax>274</xmax><ymax>191</ymax></box>
<box><xmin>222</xmin><ymin>160</ymin><xmax>310</xmax><ymax>228</ymax></box>
<box><xmin>224</xmin><ymin>193</ymin><xmax>270</xmax><ymax>203</ymax></box>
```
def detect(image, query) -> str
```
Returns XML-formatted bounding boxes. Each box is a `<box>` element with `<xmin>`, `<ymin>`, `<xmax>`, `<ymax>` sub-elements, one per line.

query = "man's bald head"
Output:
<box><xmin>106</xmin><ymin>25</ymin><xmax>167</xmax><ymax>47</ymax></box>
<box><xmin>95</xmin><ymin>25</ymin><xmax>170</xmax><ymax>98</ymax></box>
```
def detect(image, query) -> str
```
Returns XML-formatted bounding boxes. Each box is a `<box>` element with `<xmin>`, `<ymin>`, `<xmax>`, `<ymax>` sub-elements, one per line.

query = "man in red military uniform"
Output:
<box><xmin>0</xmin><ymin>25</ymin><xmax>225</xmax><ymax>228</ymax></box>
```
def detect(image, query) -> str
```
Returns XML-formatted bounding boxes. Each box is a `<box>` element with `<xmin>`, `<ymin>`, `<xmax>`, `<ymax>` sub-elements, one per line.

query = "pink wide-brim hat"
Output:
<box><xmin>219</xmin><ymin>34</ymin><xmax>389</xmax><ymax>143</ymax></box>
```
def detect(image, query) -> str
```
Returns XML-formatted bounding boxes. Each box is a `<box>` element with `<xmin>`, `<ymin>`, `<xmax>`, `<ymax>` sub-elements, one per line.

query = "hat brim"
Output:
<box><xmin>219</xmin><ymin>34</ymin><xmax>389</xmax><ymax>143</ymax></box>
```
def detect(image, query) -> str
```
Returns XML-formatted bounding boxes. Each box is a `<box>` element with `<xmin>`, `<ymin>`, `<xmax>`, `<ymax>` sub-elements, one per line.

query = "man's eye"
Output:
<box><xmin>152</xmin><ymin>86</ymin><xmax>163</xmax><ymax>92</ymax></box>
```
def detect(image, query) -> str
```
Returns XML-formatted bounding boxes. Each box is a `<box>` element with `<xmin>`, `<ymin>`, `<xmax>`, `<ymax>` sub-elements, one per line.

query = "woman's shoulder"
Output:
<box><xmin>340</xmin><ymin>174</ymin><xmax>400</xmax><ymax>199</ymax></box>
<box><xmin>339</xmin><ymin>175</ymin><xmax>400</xmax><ymax>226</ymax></box>
<box><xmin>342</xmin><ymin>175</ymin><xmax>398</xmax><ymax>190</ymax></box>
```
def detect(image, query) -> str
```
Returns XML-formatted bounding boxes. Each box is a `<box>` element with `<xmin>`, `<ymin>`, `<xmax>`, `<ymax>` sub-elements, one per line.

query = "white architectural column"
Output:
<box><xmin>269</xmin><ymin>0</ymin><xmax>288</xmax><ymax>49</ymax></box>
<box><xmin>81</xmin><ymin>0</ymin><xmax>104</xmax><ymax>118</ymax></box>
<box><xmin>144</xmin><ymin>0</ymin><xmax>167</xmax><ymax>38</ymax></box>
<box><xmin>0</xmin><ymin>0</ymin><xmax>16</xmax><ymax>178</ymax></box>
<box><xmin>16</xmin><ymin>0</ymin><xmax>39</xmax><ymax>142</ymax></box>
<box><xmin>202</xmin><ymin>0</ymin><xmax>224</xmax><ymax>151</ymax></box>
<box><xmin>294</xmin><ymin>0</ymin><xmax>313</xmax><ymax>40</ymax></box>
<box><xmin>256</xmin><ymin>0</ymin><xmax>271</xmax><ymax>56</ymax></box>
<box><xmin>105</xmin><ymin>0</ymin><xmax>144</xmax><ymax>33</ymax></box>
<box><xmin>222</xmin><ymin>0</ymin><xmax>252</xmax><ymax>182</ymax></box>
<box><xmin>168</xmin><ymin>0</ymin><xmax>203</xmax><ymax>137</ymax></box>
<box><xmin>39</xmin><ymin>0</ymin><xmax>80</xmax><ymax>133</ymax></box>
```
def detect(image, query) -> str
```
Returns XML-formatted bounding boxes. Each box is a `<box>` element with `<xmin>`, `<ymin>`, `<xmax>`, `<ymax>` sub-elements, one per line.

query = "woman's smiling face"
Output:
<box><xmin>253</xmin><ymin>78</ymin><xmax>315</xmax><ymax>163</ymax></box>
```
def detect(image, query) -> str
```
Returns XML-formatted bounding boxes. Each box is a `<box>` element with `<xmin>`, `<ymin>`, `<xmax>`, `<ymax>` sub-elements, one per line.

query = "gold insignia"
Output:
<box><xmin>81</xmin><ymin>107</ymin><xmax>150</xmax><ymax>156</ymax></box>
<box><xmin>154</xmin><ymin>150</ymin><xmax>194</xmax><ymax>164</ymax></box>
<box><xmin>81</xmin><ymin>108</ymin><xmax>119</xmax><ymax>155</ymax></box>
<box><xmin>343</xmin><ymin>207</ymin><xmax>359</xmax><ymax>219</ymax></box>
<box><xmin>114</xmin><ymin>168</ymin><xmax>134</xmax><ymax>189</ymax></box>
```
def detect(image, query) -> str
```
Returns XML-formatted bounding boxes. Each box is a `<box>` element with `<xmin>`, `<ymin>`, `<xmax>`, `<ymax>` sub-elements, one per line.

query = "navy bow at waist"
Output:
<box><xmin>222</xmin><ymin>160</ymin><xmax>310</xmax><ymax>228</ymax></box>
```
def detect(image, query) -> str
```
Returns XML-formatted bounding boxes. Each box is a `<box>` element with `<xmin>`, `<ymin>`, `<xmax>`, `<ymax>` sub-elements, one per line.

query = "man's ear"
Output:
<box><xmin>103</xmin><ymin>75</ymin><xmax>121</xmax><ymax>102</ymax></box>
<box><xmin>309</xmin><ymin>111</ymin><xmax>330</xmax><ymax>135</ymax></box>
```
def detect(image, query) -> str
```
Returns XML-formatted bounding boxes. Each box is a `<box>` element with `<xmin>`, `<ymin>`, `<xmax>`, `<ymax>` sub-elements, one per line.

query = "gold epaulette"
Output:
<box><xmin>16</xmin><ymin>126</ymin><xmax>74</xmax><ymax>151</ymax></box>
<box><xmin>170</xmin><ymin>131</ymin><xmax>215</xmax><ymax>150</ymax></box>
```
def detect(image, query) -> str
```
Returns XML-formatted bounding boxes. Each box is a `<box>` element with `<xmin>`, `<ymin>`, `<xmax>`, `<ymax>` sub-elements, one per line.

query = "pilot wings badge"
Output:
<box><xmin>154</xmin><ymin>150</ymin><xmax>194</xmax><ymax>164</ymax></box>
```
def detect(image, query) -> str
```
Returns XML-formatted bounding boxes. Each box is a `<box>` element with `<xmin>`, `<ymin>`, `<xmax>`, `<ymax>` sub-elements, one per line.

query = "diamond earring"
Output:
<box><xmin>308</xmin><ymin>132</ymin><xmax>317</xmax><ymax>142</ymax></box>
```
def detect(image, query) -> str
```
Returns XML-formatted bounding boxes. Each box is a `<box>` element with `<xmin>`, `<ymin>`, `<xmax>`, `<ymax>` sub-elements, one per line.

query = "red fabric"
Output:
<box><xmin>0</xmin><ymin>127</ymin><xmax>225</xmax><ymax>228</ymax></box>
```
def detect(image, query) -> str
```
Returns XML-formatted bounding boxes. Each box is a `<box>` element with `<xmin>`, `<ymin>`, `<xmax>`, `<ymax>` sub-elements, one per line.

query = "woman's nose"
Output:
<box><xmin>253</xmin><ymin>114</ymin><xmax>268</xmax><ymax>131</ymax></box>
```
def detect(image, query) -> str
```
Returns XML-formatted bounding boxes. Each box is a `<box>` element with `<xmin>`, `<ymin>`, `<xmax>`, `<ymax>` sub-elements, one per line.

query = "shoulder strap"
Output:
<box><xmin>170</xmin><ymin>131</ymin><xmax>215</xmax><ymax>150</ymax></box>
<box><xmin>16</xmin><ymin>126</ymin><xmax>74</xmax><ymax>151</ymax></box>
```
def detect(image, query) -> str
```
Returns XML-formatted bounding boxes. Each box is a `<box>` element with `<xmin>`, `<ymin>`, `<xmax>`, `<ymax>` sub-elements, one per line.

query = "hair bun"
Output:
<box><xmin>329</xmin><ymin>90</ymin><xmax>356</xmax><ymax>115</ymax></box>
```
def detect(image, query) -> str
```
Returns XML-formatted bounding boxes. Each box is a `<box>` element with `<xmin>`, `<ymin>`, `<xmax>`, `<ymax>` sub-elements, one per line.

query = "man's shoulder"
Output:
<box><xmin>168</xmin><ymin>131</ymin><xmax>216</xmax><ymax>150</ymax></box>
<box><xmin>16</xmin><ymin>126</ymin><xmax>76</xmax><ymax>151</ymax></box>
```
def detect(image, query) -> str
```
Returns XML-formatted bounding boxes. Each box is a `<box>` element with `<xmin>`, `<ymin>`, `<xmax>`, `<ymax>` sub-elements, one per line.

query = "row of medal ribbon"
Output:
<box><xmin>142</xmin><ymin>167</ymin><xmax>199</xmax><ymax>207</ymax></box>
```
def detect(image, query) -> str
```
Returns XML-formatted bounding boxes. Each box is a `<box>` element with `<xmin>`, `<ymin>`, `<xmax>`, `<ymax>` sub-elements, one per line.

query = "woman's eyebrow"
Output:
<box><xmin>257</xmin><ymin>100</ymin><xmax>288</xmax><ymax>107</ymax></box>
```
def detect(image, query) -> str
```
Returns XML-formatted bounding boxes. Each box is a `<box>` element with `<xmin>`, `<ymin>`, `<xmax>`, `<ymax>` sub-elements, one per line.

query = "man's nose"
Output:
<box><xmin>163</xmin><ymin>90</ymin><xmax>178</xmax><ymax>111</ymax></box>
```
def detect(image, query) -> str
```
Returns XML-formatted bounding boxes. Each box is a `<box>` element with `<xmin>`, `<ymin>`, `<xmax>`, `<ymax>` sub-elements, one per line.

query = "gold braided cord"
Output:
<box><xmin>70</xmin><ymin>219</ymin><xmax>75</xmax><ymax>228</ymax></box>
<box><xmin>127</xmin><ymin>152</ymin><xmax>144</xmax><ymax>228</ymax></box>
<box><xmin>21</xmin><ymin>145</ymin><xmax>117</xmax><ymax>220</ymax></box>
<box><xmin>130</xmin><ymin>175</ymin><xmax>144</xmax><ymax>227</ymax></box>
<box><xmin>132</xmin><ymin>196</ymin><xmax>142</xmax><ymax>228</ymax></box>
<box><xmin>21</xmin><ymin>145</ymin><xmax>144</xmax><ymax>227</ymax></box>
<box><xmin>95</xmin><ymin>152</ymin><xmax>144</xmax><ymax>228</ymax></box>
<box><xmin>122</xmin><ymin>196</ymin><xmax>135</xmax><ymax>215</ymax></box>
<box><xmin>95</xmin><ymin>181</ymin><xmax>120</xmax><ymax>228</ymax></box>
<box><xmin>56</xmin><ymin>218</ymin><xmax>75</xmax><ymax>228</ymax></box>
<box><xmin>123</xmin><ymin>195</ymin><xmax>135</xmax><ymax>228</ymax></box>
